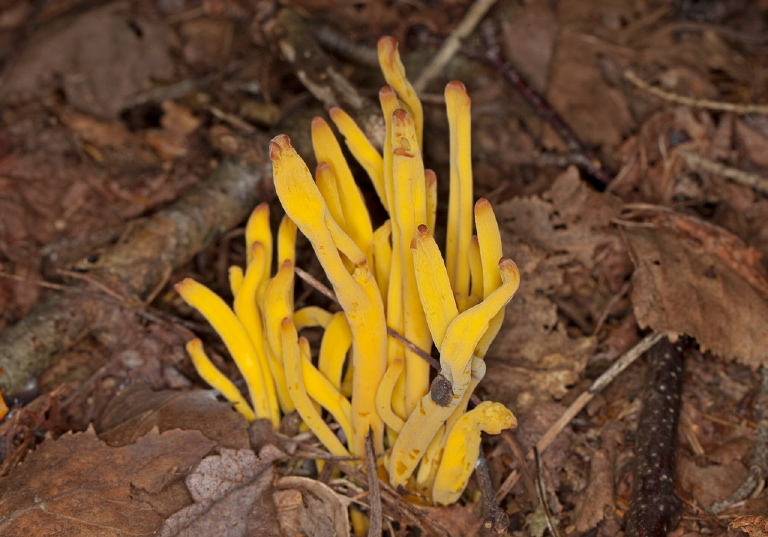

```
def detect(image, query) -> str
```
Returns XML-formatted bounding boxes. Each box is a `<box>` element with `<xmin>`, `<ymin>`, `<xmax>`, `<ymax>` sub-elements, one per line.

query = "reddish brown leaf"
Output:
<box><xmin>96</xmin><ymin>383</ymin><xmax>251</xmax><ymax>450</ymax></box>
<box><xmin>624</xmin><ymin>226</ymin><xmax>768</xmax><ymax>368</ymax></box>
<box><xmin>0</xmin><ymin>427</ymin><xmax>214</xmax><ymax>536</ymax></box>
<box><xmin>161</xmin><ymin>446</ymin><xmax>283</xmax><ymax>537</ymax></box>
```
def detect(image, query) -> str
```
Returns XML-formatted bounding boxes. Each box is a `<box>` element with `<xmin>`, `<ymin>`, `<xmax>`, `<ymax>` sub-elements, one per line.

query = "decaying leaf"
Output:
<box><xmin>161</xmin><ymin>446</ymin><xmax>284</xmax><ymax>537</ymax></box>
<box><xmin>624</xmin><ymin>225</ymin><xmax>768</xmax><ymax>368</ymax></box>
<box><xmin>275</xmin><ymin>476</ymin><xmax>351</xmax><ymax>537</ymax></box>
<box><xmin>96</xmin><ymin>383</ymin><xmax>251</xmax><ymax>449</ymax></box>
<box><xmin>485</xmin><ymin>169</ymin><xmax>625</xmax><ymax>411</ymax></box>
<box><xmin>732</xmin><ymin>515</ymin><xmax>768</xmax><ymax>537</ymax></box>
<box><xmin>0</xmin><ymin>427</ymin><xmax>214</xmax><ymax>536</ymax></box>
<box><xmin>573</xmin><ymin>422</ymin><xmax>620</xmax><ymax>532</ymax></box>
<box><xmin>0</xmin><ymin>1</ymin><xmax>174</xmax><ymax>119</ymax></box>
<box><xmin>678</xmin><ymin>455</ymin><xmax>749</xmax><ymax>507</ymax></box>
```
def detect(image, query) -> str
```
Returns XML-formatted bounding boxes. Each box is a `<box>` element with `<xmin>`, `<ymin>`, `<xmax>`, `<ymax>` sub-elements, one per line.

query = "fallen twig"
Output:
<box><xmin>0</xmin><ymin>157</ymin><xmax>266</xmax><ymax>392</ymax></box>
<box><xmin>624</xmin><ymin>336</ymin><xmax>687</xmax><ymax>537</ymax></box>
<box><xmin>475</xmin><ymin>451</ymin><xmax>509</xmax><ymax>534</ymax></box>
<box><xmin>677</xmin><ymin>147</ymin><xmax>768</xmax><ymax>196</ymax></box>
<box><xmin>365</xmin><ymin>428</ymin><xmax>383</xmax><ymax>537</ymax></box>
<box><xmin>412</xmin><ymin>0</ymin><xmax>498</xmax><ymax>93</ymax></box>
<box><xmin>624</xmin><ymin>69</ymin><xmax>768</xmax><ymax>115</ymax></box>
<box><xmin>473</xmin><ymin>22</ymin><xmax>615</xmax><ymax>188</ymax></box>
<box><xmin>495</xmin><ymin>333</ymin><xmax>664</xmax><ymax>502</ymax></box>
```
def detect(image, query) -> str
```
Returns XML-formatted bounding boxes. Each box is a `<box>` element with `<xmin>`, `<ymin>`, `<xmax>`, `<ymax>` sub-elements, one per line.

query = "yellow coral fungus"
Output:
<box><xmin>177</xmin><ymin>35</ymin><xmax>519</xmax><ymax>506</ymax></box>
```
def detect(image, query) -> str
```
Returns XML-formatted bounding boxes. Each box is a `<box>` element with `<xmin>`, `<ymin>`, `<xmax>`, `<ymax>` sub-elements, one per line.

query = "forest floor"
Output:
<box><xmin>1</xmin><ymin>0</ymin><xmax>767</xmax><ymax>536</ymax></box>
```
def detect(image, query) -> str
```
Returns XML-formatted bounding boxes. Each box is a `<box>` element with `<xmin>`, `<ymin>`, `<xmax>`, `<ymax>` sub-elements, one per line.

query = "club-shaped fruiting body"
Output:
<box><xmin>178</xmin><ymin>36</ymin><xmax>519</xmax><ymax>505</ymax></box>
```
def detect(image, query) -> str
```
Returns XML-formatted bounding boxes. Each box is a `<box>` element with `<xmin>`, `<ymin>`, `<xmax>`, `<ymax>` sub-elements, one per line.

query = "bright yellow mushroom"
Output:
<box><xmin>179</xmin><ymin>36</ymin><xmax>521</xmax><ymax>508</ymax></box>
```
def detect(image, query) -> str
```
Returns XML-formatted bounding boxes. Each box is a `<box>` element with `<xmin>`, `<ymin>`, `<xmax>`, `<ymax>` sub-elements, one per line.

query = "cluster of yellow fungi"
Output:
<box><xmin>176</xmin><ymin>37</ymin><xmax>520</xmax><ymax>505</ymax></box>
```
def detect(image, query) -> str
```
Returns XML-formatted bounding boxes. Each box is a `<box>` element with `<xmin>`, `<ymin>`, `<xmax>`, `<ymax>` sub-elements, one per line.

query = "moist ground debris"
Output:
<box><xmin>1</xmin><ymin>0</ymin><xmax>768</xmax><ymax>535</ymax></box>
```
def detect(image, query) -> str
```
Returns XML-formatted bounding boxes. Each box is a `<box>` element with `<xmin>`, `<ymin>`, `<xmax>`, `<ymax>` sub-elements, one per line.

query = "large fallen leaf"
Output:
<box><xmin>96</xmin><ymin>383</ymin><xmax>251</xmax><ymax>449</ymax></box>
<box><xmin>161</xmin><ymin>446</ymin><xmax>284</xmax><ymax>537</ymax></box>
<box><xmin>624</xmin><ymin>225</ymin><xmax>768</xmax><ymax>367</ymax></box>
<box><xmin>0</xmin><ymin>1</ymin><xmax>174</xmax><ymax>118</ymax></box>
<box><xmin>0</xmin><ymin>427</ymin><xmax>214</xmax><ymax>536</ymax></box>
<box><xmin>487</xmin><ymin>169</ymin><xmax>624</xmax><ymax>411</ymax></box>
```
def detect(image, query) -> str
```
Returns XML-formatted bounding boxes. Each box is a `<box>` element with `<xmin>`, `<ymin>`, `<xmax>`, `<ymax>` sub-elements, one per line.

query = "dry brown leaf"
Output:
<box><xmin>574</xmin><ymin>422</ymin><xmax>620</xmax><ymax>532</ymax></box>
<box><xmin>486</xmin><ymin>170</ymin><xmax>625</xmax><ymax>412</ymax></box>
<box><xmin>275</xmin><ymin>476</ymin><xmax>351</xmax><ymax>537</ymax></box>
<box><xmin>678</xmin><ymin>455</ymin><xmax>749</xmax><ymax>507</ymax></box>
<box><xmin>161</xmin><ymin>446</ymin><xmax>284</xmax><ymax>537</ymax></box>
<box><xmin>0</xmin><ymin>427</ymin><xmax>214</xmax><ymax>536</ymax></box>
<box><xmin>735</xmin><ymin>120</ymin><xmax>768</xmax><ymax>168</ymax></box>
<box><xmin>96</xmin><ymin>383</ymin><xmax>251</xmax><ymax>450</ymax></box>
<box><xmin>624</xmin><ymin>226</ymin><xmax>768</xmax><ymax>368</ymax></box>
<box><xmin>0</xmin><ymin>2</ymin><xmax>174</xmax><ymax>119</ymax></box>
<box><xmin>732</xmin><ymin>515</ymin><xmax>768</xmax><ymax>537</ymax></box>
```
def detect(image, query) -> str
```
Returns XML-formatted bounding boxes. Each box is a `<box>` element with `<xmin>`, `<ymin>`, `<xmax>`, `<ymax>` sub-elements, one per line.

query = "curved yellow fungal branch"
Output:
<box><xmin>245</xmin><ymin>202</ymin><xmax>272</xmax><ymax>273</ymax></box>
<box><xmin>372</xmin><ymin>220</ymin><xmax>393</xmax><ymax>304</ymax></box>
<box><xmin>318</xmin><ymin>312</ymin><xmax>352</xmax><ymax>391</ymax></box>
<box><xmin>228</xmin><ymin>265</ymin><xmax>244</xmax><ymax>296</ymax></box>
<box><xmin>410</xmin><ymin>225</ymin><xmax>458</xmax><ymax>349</ymax></box>
<box><xmin>234</xmin><ymin>241</ymin><xmax>280</xmax><ymax>426</ymax></box>
<box><xmin>175</xmin><ymin>278</ymin><xmax>273</xmax><ymax>422</ymax></box>
<box><xmin>439</xmin><ymin>258</ymin><xmax>520</xmax><ymax>393</ymax></box>
<box><xmin>468</xmin><ymin>236</ymin><xmax>483</xmax><ymax>304</ymax></box>
<box><xmin>414</xmin><ymin>423</ymin><xmax>445</xmax><ymax>496</ymax></box>
<box><xmin>329</xmin><ymin>107</ymin><xmax>386</xmax><ymax>211</ymax></box>
<box><xmin>377</xmin><ymin>37</ymin><xmax>423</xmax><ymax>144</ymax></box>
<box><xmin>277</xmin><ymin>215</ymin><xmax>297</xmax><ymax>265</ymax></box>
<box><xmin>271</xmin><ymin>135</ymin><xmax>387</xmax><ymax>454</ymax></box>
<box><xmin>445</xmin><ymin>81</ymin><xmax>474</xmax><ymax>303</ymax></box>
<box><xmin>311</xmin><ymin>117</ymin><xmax>373</xmax><ymax>254</ymax></box>
<box><xmin>280</xmin><ymin>318</ymin><xmax>351</xmax><ymax>457</ymax></box>
<box><xmin>389</xmin><ymin>259</ymin><xmax>519</xmax><ymax>486</ymax></box>
<box><xmin>315</xmin><ymin>162</ymin><xmax>346</xmax><ymax>231</ymax></box>
<box><xmin>425</xmin><ymin>169</ymin><xmax>437</xmax><ymax>233</ymax></box>
<box><xmin>391</xmin><ymin>109</ymin><xmax>431</xmax><ymax>414</ymax></box>
<box><xmin>294</xmin><ymin>306</ymin><xmax>334</xmax><ymax>331</ymax></box>
<box><xmin>474</xmin><ymin>198</ymin><xmax>506</xmax><ymax>358</ymax></box>
<box><xmin>376</xmin><ymin>358</ymin><xmax>405</xmax><ymax>432</ymax></box>
<box><xmin>262</xmin><ymin>259</ymin><xmax>296</xmax><ymax>360</ymax></box>
<box><xmin>300</xmin><ymin>346</ymin><xmax>355</xmax><ymax>446</ymax></box>
<box><xmin>432</xmin><ymin>401</ymin><xmax>517</xmax><ymax>505</ymax></box>
<box><xmin>185</xmin><ymin>338</ymin><xmax>256</xmax><ymax>421</ymax></box>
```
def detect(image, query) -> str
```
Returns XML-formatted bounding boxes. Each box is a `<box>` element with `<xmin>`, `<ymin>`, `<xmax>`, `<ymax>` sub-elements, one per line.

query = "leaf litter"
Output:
<box><xmin>1</xmin><ymin>0</ymin><xmax>768</xmax><ymax>535</ymax></box>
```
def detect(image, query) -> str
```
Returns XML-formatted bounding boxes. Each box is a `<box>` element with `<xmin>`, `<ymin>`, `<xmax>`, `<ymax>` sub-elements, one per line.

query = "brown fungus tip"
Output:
<box><xmin>329</xmin><ymin>107</ymin><xmax>342</xmax><ymax>119</ymax></box>
<box><xmin>281</xmin><ymin>258</ymin><xmax>294</xmax><ymax>270</ymax></box>
<box><xmin>475</xmin><ymin>198</ymin><xmax>490</xmax><ymax>211</ymax></box>
<box><xmin>425</xmin><ymin>169</ymin><xmax>437</xmax><ymax>186</ymax></box>
<box><xmin>174</xmin><ymin>278</ymin><xmax>190</xmax><ymax>292</ymax></box>
<box><xmin>499</xmin><ymin>257</ymin><xmax>516</xmax><ymax>270</ymax></box>
<box><xmin>378</xmin><ymin>36</ymin><xmax>397</xmax><ymax>53</ymax></box>
<box><xmin>380</xmin><ymin>86</ymin><xmax>396</xmax><ymax>99</ymax></box>
<box><xmin>280</xmin><ymin>317</ymin><xmax>292</xmax><ymax>329</ymax></box>
<box><xmin>393</xmin><ymin>109</ymin><xmax>409</xmax><ymax>121</ymax></box>
<box><xmin>269</xmin><ymin>136</ymin><xmax>291</xmax><ymax>159</ymax></box>
<box><xmin>417</xmin><ymin>224</ymin><xmax>429</xmax><ymax>235</ymax></box>
<box><xmin>311</xmin><ymin>116</ymin><xmax>327</xmax><ymax>129</ymax></box>
<box><xmin>446</xmin><ymin>80</ymin><xmax>467</xmax><ymax>93</ymax></box>
<box><xmin>316</xmin><ymin>161</ymin><xmax>331</xmax><ymax>174</ymax></box>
